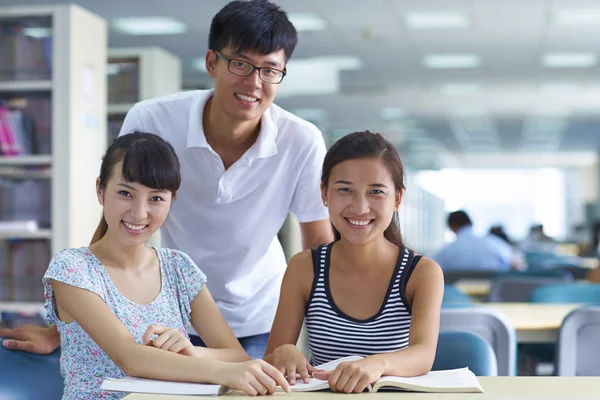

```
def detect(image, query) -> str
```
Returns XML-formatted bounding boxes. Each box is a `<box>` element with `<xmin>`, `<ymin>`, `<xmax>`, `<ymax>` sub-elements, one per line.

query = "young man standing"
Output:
<box><xmin>0</xmin><ymin>0</ymin><xmax>333</xmax><ymax>359</ymax></box>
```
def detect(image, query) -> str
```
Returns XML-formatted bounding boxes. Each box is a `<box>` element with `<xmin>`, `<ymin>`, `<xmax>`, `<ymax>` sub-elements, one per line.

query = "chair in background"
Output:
<box><xmin>488</xmin><ymin>276</ymin><xmax>572</xmax><ymax>303</ymax></box>
<box><xmin>443</xmin><ymin>270</ymin><xmax>499</xmax><ymax>284</ymax></box>
<box><xmin>433</xmin><ymin>331</ymin><xmax>497</xmax><ymax>376</ymax></box>
<box><xmin>556</xmin><ymin>266</ymin><xmax>590</xmax><ymax>280</ymax></box>
<box><xmin>501</xmin><ymin>268</ymin><xmax>574</xmax><ymax>280</ymax></box>
<box><xmin>529</xmin><ymin>283</ymin><xmax>600</xmax><ymax>304</ymax></box>
<box><xmin>523</xmin><ymin>283</ymin><xmax>600</xmax><ymax>375</ymax></box>
<box><xmin>440</xmin><ymin>307</ymin><xmax>516</xmax><ymax>376</ymax></box>
<box><xmin>0</xmin><ymin>339</ymin><xmax>63</xmax><ymax>400</ymax></box>
<box><xmin>556</xmin><ymin>306</ymin><xmax>600</xmax><ymax>376</ymax></box>
<box><xmin>442</xmin><ymin>284</ymin><xmax>472</xmax><ymax>307</ymax></box>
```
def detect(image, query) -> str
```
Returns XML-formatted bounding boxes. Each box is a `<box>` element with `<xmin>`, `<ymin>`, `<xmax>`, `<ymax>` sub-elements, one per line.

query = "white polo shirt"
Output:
<box><xmin>119</xmin><ymin>89</ymin><xmax>328</xmax><ymax>337</ymax></box>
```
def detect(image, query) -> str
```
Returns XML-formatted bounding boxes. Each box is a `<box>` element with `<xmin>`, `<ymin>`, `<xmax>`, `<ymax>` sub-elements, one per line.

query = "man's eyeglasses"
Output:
<box><xmin>215</xmin><ymin>51</ymin><xmax>286</xmax><ymax>84</ymax></box>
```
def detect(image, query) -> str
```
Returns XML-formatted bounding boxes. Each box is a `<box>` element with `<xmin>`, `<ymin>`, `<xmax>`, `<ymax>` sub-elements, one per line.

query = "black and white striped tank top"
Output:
<box><xmin>305</xmin><ymin>242</ymin><xmax>420</xmax><ymax>366</ymax></box>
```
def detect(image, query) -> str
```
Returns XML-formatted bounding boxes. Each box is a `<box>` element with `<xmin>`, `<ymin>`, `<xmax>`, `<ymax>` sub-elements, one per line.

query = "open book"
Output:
<box><xmin>288</xmin><ymin>356</ymin><xmax>484</xmax><ymax>393</ymax></box>
<box><xmin>100</xmin><ymin>377</ymin><xmax>231</xmax><ymax>396</ymax></box>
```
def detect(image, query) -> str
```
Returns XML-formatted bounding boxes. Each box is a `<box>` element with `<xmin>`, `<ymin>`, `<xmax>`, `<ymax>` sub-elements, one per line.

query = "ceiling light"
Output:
<box><xmin>554</xmin><ymin>9</ymin><xmax>600</xmax><ymax>25</ymax></box>
<box><xmin>112</xmin><ymin>17</ymin><xmax>187</xmax><ymax>35</ymax></box>
<box><xmin>405</xmin><ymin>12</ymin><xmax>469</xmax><ymax>29</ymax></box>
<box><xmin>423</xmin><ymin>54</ymin><xmax>481</xmax><ymax>69</ymax></box>
<box><xmin>292</xmin><ymin>108</ymin><xmax>327</xmax><ymax>121</ymax></box>
<box><xmin>380</xmin><ymin>108</ymin><xmax>407</xmax><ymax>121</ymax></box>
<box><xmin>453</xmin><ymin>107</ymin><xmax>488</xmax><ymax>118</ymax></box>
<box><xmin>440</xmin><ymin>83</ymin><xmax>481</xmax><ymax>95</ymax></box>
<box><xmin>312</xmin><ymin>56</ymin><xmax>364</xmax><ymax>70</ymax></box>
<box><xmin>540</xmin><ymin>82</ymin><xmax>580</xmax><ymax>94</ymax></box>
<box><xmin>542</xmin><ymin>53</ymin><xmax>597</xmax><ymax>68</ymax></box>
<box><xmin>287</xmin><ymin>13</ymin><xmax>327</xmax><ymax>31</ymax></box>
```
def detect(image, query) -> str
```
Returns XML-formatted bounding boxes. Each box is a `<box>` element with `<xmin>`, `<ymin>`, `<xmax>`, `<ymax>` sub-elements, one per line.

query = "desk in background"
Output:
<box><xmin>454</xmin><ymin>279</ymin><xmax>590</xmax><ymax>299</ymax></box>
<box><xmin>455</xmin><ymin>280</ymin><xmax>491</xmax><ymax>297</ymax></box>
<box><xmin>123</xmin><ymin>377</ymin><xmax>600</xmax><ymax>399</ymax></box>
<box><xmin>484</xmin><ymin>303</ymin><xmax>579</xmax><ymax>343</ymax></box>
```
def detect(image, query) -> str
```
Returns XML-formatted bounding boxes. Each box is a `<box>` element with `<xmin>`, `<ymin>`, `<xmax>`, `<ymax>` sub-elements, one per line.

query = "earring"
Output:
<box><xmin>324</xmin><ymin>201</ymin><xmax>328</xmax><ymax>206</ymax></box>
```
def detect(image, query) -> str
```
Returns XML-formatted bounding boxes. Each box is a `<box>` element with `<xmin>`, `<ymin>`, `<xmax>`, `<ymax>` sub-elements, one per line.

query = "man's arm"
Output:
<box><xmin>0</xmin><ymin>324</ymin><xmax>60</xmax><ymax>354</ymax></box>
<box><xmin>299</xmin><ymin>219</ymin><xmax>334</xmax><ymax>250</ymax></box>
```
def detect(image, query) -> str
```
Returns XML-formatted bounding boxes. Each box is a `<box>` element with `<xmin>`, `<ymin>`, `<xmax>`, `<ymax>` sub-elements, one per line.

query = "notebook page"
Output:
<box><xmin>314</xmin><ymin>355</ymin><xmax>364</xmax><ymax>371</ymax></box>
<box><xmin>377</xmin><ymin>368</ymin><xmax>483</xmax><ymax>391</ymax></box>
<box><xmin>288</xmin><ymin>378</ymin><xmax>330</xmax><ymax>392</ymax></box>
<box><xmin>101</xmin><ymin>376</ymin><xmax>227</xmax><ymax>395</ymax></box>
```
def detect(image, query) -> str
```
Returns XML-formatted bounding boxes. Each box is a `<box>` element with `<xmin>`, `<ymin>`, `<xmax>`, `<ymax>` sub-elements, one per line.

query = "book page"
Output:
<box><xmin>101</xmin><ymin>377</ymin><xmax>229</xmax><ymax>396</ymax></box>
<box><xmin>314</xmin><ymin>355</ymin><xmax>364</xmax><ymax>371</ymax></box>
<box><xmin>288</xmin><ymin>378</ymin><xmax>330</xmax><ymax>392</ymax></box>
<box><xmin>282</xmin><ymin>356</ymin><xmax>365</xmax><ymax>392</ymax></box>
<box><xmin>375</xmin><ymin>368</ymin><xmax>484</xmax><ymax>393</ymax></box>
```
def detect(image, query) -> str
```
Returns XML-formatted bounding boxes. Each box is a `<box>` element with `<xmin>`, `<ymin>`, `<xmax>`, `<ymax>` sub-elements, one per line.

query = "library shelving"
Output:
<box><xmin>0</xmin><ymin>4</ymin><xmax>106</xmax><ymax>319</ymax></box>
<box><xmin>107</xmin><ymin>47</ymin><xmax>181</xmax><ymax>145</ymax></box>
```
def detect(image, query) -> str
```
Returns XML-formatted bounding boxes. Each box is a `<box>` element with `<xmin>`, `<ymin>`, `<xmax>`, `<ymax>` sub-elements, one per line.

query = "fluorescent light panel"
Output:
<box><xmin>380</xmin><ymin>108</ymin><xmax>407</xmax><ymax>121</ymax></box>
<box><xmin>112</xmin><ymin>17</ymin><xmax>187</xmax><ymax>35</ymax></box>
<box><xmin>423</xmin><ymin>54</ymin><xmax>481</xmax><ymax>69</ymax></box>
<box><xmin>554</xmin><ymin>9</ymin><xmax>600</xmax><ymax>25</ymax></box>
<box><xmin>292</xmin><ymin>108</ymin><xmax>327</xmax><ymax>121</ymax></box>
<box><xmin>540</xmin><ymin>82</ymin><xmax>580</xmax><ymax>94</ymax></box>
<box><xmin>405</xmin><ymin>12</ymin><xmax>469</xmax><ymax>29</ymax></box>
<box><xmin>287</xmin><ymin>13</ymin><xmax>327</xmax><ymax>31</ymax></box>
<box><xmin>440</xmin><ymin>83</ymin><xmax>481</xmax><ymax>95</ymax></box>
<box><xmin>542</xmin><ymin>53</ymin><xmax>597</xmax><ymax>68</ymax></box>
<box><xmin>312</xmin><ymin>56</ymin><xmax>363</xmax><ymax>70</ymax></box>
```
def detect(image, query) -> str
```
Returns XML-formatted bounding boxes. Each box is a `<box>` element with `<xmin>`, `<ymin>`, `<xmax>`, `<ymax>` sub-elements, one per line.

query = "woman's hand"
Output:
<box><xmin>272</xmin><ymin>344</ymin><xmax>317</xmax><ymax>384</ymax></box>
<box><xmin>313</xmin><ymin>357</ymin><xmax>384</xmax><ymax>393</ymax></box>
<box><xmin>142</xmin><ymin>325</ymin><xmax>194</xmax><ymax>357</ymax></box>
<box><xmin>220</xmin><ymin>359</ymin><xmax>290</xmax><ymax>396</ymax></box>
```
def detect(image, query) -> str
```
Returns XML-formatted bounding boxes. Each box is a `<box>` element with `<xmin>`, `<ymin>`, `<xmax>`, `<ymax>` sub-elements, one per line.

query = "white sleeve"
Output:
<box><xmin>289</xmin><ymin>131</ymin><xmax>329</xmax><ymax>223</ymax></box>
<box><xmin>118</xmin><ymin>104</ymin><xmax>152</xmax><ymax>137</ymax></box>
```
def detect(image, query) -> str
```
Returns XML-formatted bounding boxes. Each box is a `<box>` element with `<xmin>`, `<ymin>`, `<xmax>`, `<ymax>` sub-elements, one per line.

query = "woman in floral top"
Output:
<box><xmin>43</xmin><ymin>132</ymin><xmax>289</xmax><ymax>399</ymax></box>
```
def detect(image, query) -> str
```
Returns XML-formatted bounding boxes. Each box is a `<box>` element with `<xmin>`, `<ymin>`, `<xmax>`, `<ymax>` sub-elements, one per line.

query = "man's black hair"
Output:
<box><xmin>209</xmin><ymin>0</ymin><xmax>298</xmax><ymax>63</ymax></box>
<box><xmin>448</xmin><ymin>210</ymin><xmax>472</xmax><ymax>229</ymax></box>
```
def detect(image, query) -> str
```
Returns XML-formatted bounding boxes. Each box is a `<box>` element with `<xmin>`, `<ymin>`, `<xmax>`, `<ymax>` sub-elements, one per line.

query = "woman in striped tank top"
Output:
<box><xmin>264</xmin><ymin>131</ymin><xmax>444</xmax><ymax>393</ymax></box>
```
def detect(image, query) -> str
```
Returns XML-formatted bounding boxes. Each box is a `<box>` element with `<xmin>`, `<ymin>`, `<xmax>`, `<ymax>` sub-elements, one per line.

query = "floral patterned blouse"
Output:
<box><xmin>43</xmin><ymin>247</ymin><xmax>206</xmax><ymax>399</ymax></box>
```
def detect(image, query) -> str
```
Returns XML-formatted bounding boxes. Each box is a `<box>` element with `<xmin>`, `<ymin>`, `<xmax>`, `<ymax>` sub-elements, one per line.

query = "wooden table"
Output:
<box><xmin>455</xmin><ymin>280</ymin><xmax>491</xmax><ymax>297</ymax></box>
<box><xmin>454</xmin><ymin>278</ymin><xmax>591</xmax><ymax>298</ymax></box>
<box><xmin>483</xmin><ymin>303</ymin><xmax>580</xmax><ymax>343</ymax></box>
<box><xmin>124</xmin><ymin>377</ymin><xmax>600</xmax><ymax>399</ymax></box>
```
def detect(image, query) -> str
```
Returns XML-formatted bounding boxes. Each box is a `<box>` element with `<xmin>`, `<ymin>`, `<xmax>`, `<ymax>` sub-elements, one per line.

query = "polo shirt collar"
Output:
<box><xmin>186</xmin><ymin>89</ymin><xmax>279</xmax><ymax>160</ymax></box>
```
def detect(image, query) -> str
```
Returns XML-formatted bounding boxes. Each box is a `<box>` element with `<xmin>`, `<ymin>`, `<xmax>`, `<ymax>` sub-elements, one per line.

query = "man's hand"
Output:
<box><xmin>0</xmin><ymin>324</ymin><xmax>60</xmax><ymax>354</ymax></box>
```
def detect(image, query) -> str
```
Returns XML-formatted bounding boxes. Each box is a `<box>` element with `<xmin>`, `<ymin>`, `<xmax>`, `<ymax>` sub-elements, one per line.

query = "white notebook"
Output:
<box><xmin>100</xmin><ymin>376</ymin><xmax>231</xmax><ymax>396</ymax></box>
<box><xmin>287</xmin><ymin>356</ymin><xmax>484</xmax><ymax>393</ymax></box>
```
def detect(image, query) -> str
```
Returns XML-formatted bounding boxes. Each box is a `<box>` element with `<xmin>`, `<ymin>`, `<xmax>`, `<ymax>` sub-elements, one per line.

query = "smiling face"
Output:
<box><xmin>97</xmin><ymin>161</ymin><xmax>173</xmax><ymax>247</ymax></box>
<box><xmin>322</xmin><ymin>157</ymin><xmax>402</xmax><ymax>246</ymax></box>
<box><xmin>205</xmin><ymin>45</ymin><xmax>286</xmax><ymax>123</ymax></box>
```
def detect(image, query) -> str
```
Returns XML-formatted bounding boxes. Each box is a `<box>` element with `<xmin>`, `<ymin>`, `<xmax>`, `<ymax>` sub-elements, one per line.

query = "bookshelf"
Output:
<box><xmin>107</xmin><ymin>47</ymin><xmax>181</xmax><ymax>144</ymax></box>
<box><xmin>0</xmin><ymin>4</ymin><xmax>106</xmax><ymax>315</ymax></box>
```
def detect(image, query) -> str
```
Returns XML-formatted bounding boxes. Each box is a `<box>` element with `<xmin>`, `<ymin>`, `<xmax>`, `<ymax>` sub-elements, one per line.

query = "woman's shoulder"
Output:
<box><xmin>155</xmin><ymin>247</ymin><xmax>206</xmax><ymax>278</ymax></box>
<box><xmin>50</xmin><ymin>247</ymin><xmax>98</xmax><ymax>269</ymax></box>
<box><xmin>155</xmin><ymin>247</ymin><xmax>191</xmax><ymax>263</ymax></box>
<box><xmin>284</xmin><ymin>249</ymin><xmax>317</xmax><ymax>286</ymax></box>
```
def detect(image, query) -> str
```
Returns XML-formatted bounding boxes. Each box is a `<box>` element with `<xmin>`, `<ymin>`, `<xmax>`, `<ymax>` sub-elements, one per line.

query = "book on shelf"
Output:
<box><xmin>286</xmin><ymin>356</ymin><xmax>484</xmax><ymax>393</ymax></box>
<box><xmin>100</xmin><ymin>377</ymin><xmax>231</xmax><ymax>396</ymax></box>
<box><xmin>100</xmin><ymin>355</ymin><xmax>484</xmax><ymax>396</ymax></box>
